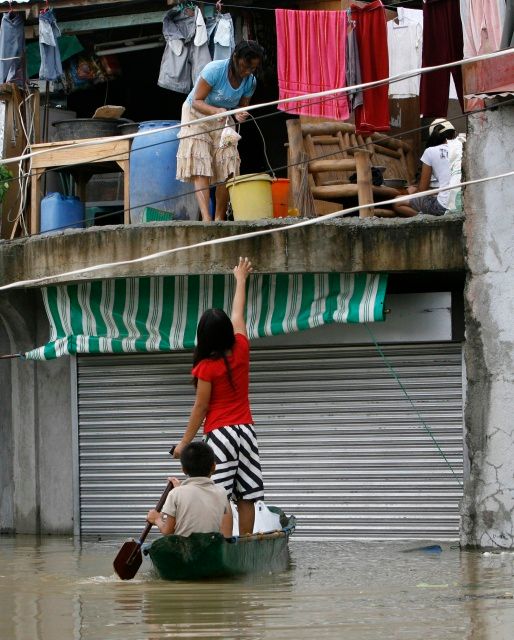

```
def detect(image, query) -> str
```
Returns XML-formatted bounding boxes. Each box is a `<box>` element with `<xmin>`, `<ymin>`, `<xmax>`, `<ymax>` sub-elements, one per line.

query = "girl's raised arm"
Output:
<box><xmin>231</xmin><ymin>257</ymin><xmax>252</xmax><ymax>336</ymax></box>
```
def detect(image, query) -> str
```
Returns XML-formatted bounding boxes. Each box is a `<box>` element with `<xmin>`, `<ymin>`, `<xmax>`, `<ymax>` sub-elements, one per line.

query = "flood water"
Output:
<box><xmin>1</xmin><ymin>536</ymin><xmax>513</xmax><ymax>640</ymax></box>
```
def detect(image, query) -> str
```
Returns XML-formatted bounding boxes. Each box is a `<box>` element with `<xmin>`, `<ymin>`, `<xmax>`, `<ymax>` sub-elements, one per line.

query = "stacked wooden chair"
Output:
<box><xmin>286</xmin><ymin>120</ymin><xmax>416</xmax><ymax>217</ymax></box>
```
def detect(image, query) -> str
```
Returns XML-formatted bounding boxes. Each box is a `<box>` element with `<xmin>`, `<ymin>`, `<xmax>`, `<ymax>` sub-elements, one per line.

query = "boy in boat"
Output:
<box><xmin>146</xmin><ymin>441</ymin><xmax>233</xmax><ymax>537</ymax></box>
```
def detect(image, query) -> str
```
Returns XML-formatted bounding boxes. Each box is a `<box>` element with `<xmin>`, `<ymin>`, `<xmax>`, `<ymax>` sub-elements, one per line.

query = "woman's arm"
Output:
<box><xmin>231</xmin><ymin>257</ymin><xmax>253</xmax><ymax>336</ymax></box>
<box><xmin>192</xmin><ymin>77</ymin><xmax>226</xmax><ymax>116</ymax></box>
<box><xmin>174</xmin><ymin>379</ymin><xmax>212</xmax><ymax>458</ymax></box>
<box><xmin>234</xmin><ymin>96</ymin><xmax>251</xmax><ymax>123</ymax></box>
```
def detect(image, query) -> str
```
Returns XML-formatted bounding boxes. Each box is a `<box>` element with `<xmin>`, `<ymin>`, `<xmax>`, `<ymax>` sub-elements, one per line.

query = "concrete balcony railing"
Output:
<box><xmin>0</xmin><ymin>214</ymin><xmax>465</xmax><ymax>289</ymax></box>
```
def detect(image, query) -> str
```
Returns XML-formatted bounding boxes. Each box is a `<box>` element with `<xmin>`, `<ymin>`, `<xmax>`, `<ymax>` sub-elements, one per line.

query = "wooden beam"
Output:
<box><xmin>354</xmin><ymin>149</ymin><xmax>374</xmax><ymax>218</ymax></box>
<box><xmin>301</xmin><ymin>122</ymin><xmax>356</xmax><ymax>136</ymax></box>
<box><xmin>308</xmin><ymin>159</ymin><xmax>356</xmax><ymax>173</ymax></box>
<box><xmin>0</xmin><ymin>0</ymin><xmax>130</xmax><ymax>12</ymax></box>
<box><xmin>285</xmin><ymin>119</ymin><xmax>304</xmax><ymax>211</ymax></box>
<box><xmin>58</xmin><ymin>11</ymin><xmax>165</xmax><ymax>34</ymax></box>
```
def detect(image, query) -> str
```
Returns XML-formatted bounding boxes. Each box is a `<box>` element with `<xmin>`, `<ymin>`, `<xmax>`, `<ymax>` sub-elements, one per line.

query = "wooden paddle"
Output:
<box><xmin>113</xmin><ymin>480</ymin><xmax>174</xmax><ymax>580</ymax></box>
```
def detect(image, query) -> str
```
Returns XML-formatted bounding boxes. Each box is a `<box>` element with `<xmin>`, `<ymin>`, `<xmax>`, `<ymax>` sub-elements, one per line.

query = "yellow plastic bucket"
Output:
<box><xmin>227</xmin><ymin>174</ymin><xmax>273</xmax><ymax>220</ymax></box>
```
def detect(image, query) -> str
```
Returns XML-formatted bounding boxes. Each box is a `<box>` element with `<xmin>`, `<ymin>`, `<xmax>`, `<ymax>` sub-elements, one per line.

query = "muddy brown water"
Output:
<box><xmin>1</xmin><ymin>536</ymin><xmax>513</xmax><ymax>640</ymax></box>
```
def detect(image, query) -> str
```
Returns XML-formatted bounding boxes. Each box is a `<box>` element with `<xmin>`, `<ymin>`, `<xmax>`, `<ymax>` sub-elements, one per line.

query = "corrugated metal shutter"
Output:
<box><xmin>77</xmin><ymin>342</ymin><xmax>463</xmax><ymax>540</ymax></box>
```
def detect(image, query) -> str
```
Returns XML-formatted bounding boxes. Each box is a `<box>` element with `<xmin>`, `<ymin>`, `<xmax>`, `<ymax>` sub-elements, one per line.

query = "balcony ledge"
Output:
<box><xmin>0</xmin><ymin>214</ymin><xmax>465</xmax><ymax>288</ymax></box>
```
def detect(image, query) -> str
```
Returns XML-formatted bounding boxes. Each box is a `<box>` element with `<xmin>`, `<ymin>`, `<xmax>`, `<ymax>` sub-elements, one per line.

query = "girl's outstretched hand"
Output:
<box><xmin>233</xmin><ymin>256</ymin><xmax>253</xmax><ymax>281</ymax></box>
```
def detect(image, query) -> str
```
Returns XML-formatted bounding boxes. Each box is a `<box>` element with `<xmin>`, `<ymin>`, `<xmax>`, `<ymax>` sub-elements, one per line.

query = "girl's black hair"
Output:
<box><xmin>193</xmin><ymin>308</ymin><xmax>235</xmax><ymax>389</ymax></box>
<box><xmin>425</xmin><ymin>125</ymin><xmax>456</xmax><ymax>149</ymax></box>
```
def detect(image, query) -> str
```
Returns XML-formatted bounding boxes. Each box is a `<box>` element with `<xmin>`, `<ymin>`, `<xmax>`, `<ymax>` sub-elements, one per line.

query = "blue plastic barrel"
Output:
<box><xmin>129</xmin><ymin>120</ymin><xmax>198</xmax><ymax>223</ymax></box>
<box><xmin>40</xmin><ymin>193</ymin><xmax>85</xmax><ymax>233</ymax></box>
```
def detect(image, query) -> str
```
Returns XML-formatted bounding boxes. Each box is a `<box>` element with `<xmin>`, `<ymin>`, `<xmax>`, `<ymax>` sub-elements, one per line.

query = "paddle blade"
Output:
<box><xmin>113</xmin><ymin>540</ymin><xmax>143</xmax><ymax>580</ymax></box>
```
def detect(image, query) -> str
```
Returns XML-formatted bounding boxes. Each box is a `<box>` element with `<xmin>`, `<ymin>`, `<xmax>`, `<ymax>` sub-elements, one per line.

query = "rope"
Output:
<box><xmin>364</xmin><ymin>323</ymin><xmax>463</xmax><ymax>487</ymax></box>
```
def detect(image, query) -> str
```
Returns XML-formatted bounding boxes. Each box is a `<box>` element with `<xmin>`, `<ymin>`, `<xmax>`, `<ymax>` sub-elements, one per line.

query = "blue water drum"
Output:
<box><xmin>40</xmin><ymin>193</ymin><xmax>85</xmax><ymax>233</ymax></box>
<box><xmin>129</xmin><ymin>120</ymin><xmax>198</xmax><ymax>223</ymax></box>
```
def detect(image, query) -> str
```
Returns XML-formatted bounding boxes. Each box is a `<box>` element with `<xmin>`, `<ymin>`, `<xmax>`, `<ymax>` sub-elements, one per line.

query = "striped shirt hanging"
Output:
<box><xmin>24</xmin><ymin>273</ymin><xmax>388</xmax><ymax>360</ymax></box>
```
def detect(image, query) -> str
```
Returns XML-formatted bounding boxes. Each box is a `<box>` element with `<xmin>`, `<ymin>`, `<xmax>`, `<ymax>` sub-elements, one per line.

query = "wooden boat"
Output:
<box><xmin>144</xmin><ymin>511</ymin><xmax>296</xmax><ymax>581</ymax></box>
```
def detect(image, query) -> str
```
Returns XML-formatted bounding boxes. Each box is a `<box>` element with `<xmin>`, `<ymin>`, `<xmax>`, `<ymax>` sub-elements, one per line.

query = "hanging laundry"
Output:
<box><xmin>396</xmin><ymin>7</ymin><xmax>423</xmax><ymax>25</ymax></box>
<box><xmin>39</xmin><ymin>8</ymin><xmax>64</xmax><ymax>81</ymax></box>
<box><xmin>275</xmin><ymin>9</ymin><xmax>349</xmax><ymax>121</ymax></box>
<box><xmin>0</xmin><ymin>12</ymin><xmax>25</xmax><ymax>86</ymax></box>
<box><xmin>419</xmin><ymin>0</ymin><xmax>464</xmax><ymax>118</ymax></box>
<box><xmin>461</xmin><ymin>0</ymin><xmax>504</xmax><ymax>58</ymax></box>
<box><xmin>158</xmin><ymin>6</ymin><xmax>211</xmax><ymax>94</ymax></box>
<box><xmin>206</xmin><ymin>12</ymin><xmax>235</xmax><ymax>61</ymax></box>
<box><xmin>500</xmin><ymin>0</ymin><xmax>514</xmax><ymax>48</ymax></box>
<box><xmin>387</xmin><ymin>13</ymin><xmax>422</xmax><ymax>98</ymax></box>
<box><xmin>345</xmin><ymin>26</ymin><xmax>363</xmax><ymax>113</ymax></box>
<box><xmin>397</xmin><ymin>7</ymin><xmax>459</xmax><ymax>102</ymax></box>
<box><xmin>350</xmin><ymin>1</ymin><xmax>389</xmax><ymax>134</ymax></box>
<box><xmin>234</xmin><ymin>13</ymin><xmax>255</xmax><ymax>44</ymax></box>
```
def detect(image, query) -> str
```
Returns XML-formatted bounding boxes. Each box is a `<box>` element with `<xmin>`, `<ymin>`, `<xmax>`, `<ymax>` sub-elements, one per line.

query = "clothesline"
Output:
<box><xmin>200</xmin><ymin>1</ymin><xmax>422</xmax><ymax>13</ymax></box>
<box><xmin>1</xmin><ymin>168</ymin><xmax>513</xmax><ymax>292</ymax></box>
<box><xmin>0</xmin><ymin>47</ymin><xmax>510</xmax><ymax>169</ymax></box>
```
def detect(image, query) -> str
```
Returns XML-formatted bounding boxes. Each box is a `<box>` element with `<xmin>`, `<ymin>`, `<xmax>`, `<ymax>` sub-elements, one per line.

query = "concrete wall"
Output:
<box><xmin>0</xmin><ymin>290</ymin><xmax>73</xmax><ymax>534</ymax></box>
<box><xmin>461</xmin><ymin>104</ymin><xmax>514</xmax><ymax>548</ymax></box>
<box><xmin>0</xmin><ymin>316</ymin><xmax>13</xmax><ymax>531</ymax></box>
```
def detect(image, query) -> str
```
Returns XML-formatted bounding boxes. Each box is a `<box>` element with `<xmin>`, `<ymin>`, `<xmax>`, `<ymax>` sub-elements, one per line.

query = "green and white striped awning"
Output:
<box><xmin>25</xmin><ymin>273</ymin><xmax>388</xmax><ymax>360</ymax></box>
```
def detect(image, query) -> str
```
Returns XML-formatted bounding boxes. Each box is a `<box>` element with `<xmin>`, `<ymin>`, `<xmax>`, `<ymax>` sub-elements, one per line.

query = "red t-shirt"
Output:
<box><xmin>192</xmin><ymin>333</ymin><xmax>254</xmax><ymax>433</ymax></box>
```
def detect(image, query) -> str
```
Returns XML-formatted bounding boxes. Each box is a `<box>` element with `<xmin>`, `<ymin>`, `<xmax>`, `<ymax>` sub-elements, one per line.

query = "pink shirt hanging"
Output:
<box><xmin>275</xmin><ymin>9</ymin><xmax>349</xmax><ymax>121</ymax></box>
<box><xmin>462</xmin><ymin>0</ymin><xmax>503</xmax><ymax>58</ymax></box>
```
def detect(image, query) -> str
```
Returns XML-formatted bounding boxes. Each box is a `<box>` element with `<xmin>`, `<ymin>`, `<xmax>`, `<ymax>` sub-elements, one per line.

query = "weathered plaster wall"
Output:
<box><xmin>461</xmin><ymin>104</ymin><xmax>514</xmax><ymax>548</ymax></box>
<box><xmin>0</xmin><ymin>290</ymin><xmax>73</xmax><ymax>534</ymax></box>
<box><xmin>35</xmin><ymin>300</ymin><xmax>73</xmax><ymax>534</ymax></box>
<box><xmin>0</xmin><ymin>291</ymin><xmax>38</xmax><ymax>533</ymax></box>
<box><xmin>0</xmin><ymin>315</ymin><xmax>13</xmax><ymax>532</ymax></box>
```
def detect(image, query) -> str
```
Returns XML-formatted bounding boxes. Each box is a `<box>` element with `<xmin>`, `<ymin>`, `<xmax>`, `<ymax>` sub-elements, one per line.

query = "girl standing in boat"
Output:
<box><xmin>173</xmin><ymin>257</ymin><xmax>264</xmax><ymax>534</ymax></box>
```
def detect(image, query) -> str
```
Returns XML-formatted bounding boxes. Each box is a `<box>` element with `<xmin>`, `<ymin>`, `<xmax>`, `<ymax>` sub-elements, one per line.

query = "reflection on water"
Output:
<box><xmin>1</xmin><ymin>536</ymin><xmax>514</xmax><ymax>640</ymax></box>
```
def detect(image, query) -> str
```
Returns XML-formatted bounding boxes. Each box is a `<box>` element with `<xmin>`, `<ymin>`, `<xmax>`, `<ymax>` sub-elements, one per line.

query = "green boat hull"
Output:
<box><xmin>144</xmin><ymin>515</ymin><xmax>295</xmax><ymax>581</ymax></box>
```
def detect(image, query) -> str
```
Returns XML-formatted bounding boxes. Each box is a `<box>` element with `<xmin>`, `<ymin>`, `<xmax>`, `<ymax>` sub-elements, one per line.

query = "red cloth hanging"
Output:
<box><xmin>275</xmin><ymin>9</ymin><xmax>349</xmax><ymax>121</ymax></box>
<box><xmin>350</xmin><ymin>0</ymin><xmax>390</xmax><ymax>135</ymax></box>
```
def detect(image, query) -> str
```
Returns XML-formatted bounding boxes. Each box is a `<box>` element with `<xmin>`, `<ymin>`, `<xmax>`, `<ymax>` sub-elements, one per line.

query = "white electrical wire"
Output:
<box><xmin>1</xmin><ymin>169</ymin><xmax>512</xmax><ymax>292</ymax></box>
<box><xmin>13</xmin><ymin>91</ymin><xmax>35</xmax><ymax>236</ymax></box>
<box><xmin>0</xmin><ymin>47</ymin><xmax>511</xmax><ymax>168</ymax></box>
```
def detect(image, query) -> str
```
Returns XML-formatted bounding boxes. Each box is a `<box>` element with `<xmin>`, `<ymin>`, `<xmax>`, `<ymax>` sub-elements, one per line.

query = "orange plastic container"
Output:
<box><xmin>271</xmin><ymin>178</ymin><xmax>290</xmax><ymax>217</ymax></box>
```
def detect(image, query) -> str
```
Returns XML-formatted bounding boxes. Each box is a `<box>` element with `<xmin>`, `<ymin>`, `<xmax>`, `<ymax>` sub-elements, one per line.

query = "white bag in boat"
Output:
<box><xmin>230</xmin><ymin>500</ymin><xmax>282</xmax><ymax>536</ymax></box>
<box><xmin>253</xmin><ymin>500</ymin><xmax>282</xmax><ymax>533</ymax></box>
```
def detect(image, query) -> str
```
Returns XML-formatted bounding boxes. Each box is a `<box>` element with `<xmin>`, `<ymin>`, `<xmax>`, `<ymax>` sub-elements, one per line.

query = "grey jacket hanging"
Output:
<box><xmin>0</xmin><ymin>12</ymin><xmax>25</xmax><ymax>86</ymax></box>
<box><xmin>158</xmin><ymin>6</ymin><xmax>211</xmax><ymax>94</ymax></box>
<box><xmin>39</xmin><ymin>9</ymin><xmax>64</xmax><ymax>81</ymax></box>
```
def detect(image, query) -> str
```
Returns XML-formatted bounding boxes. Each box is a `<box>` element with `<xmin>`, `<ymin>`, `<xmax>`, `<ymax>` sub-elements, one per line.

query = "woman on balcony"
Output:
<box><xmin>392</xmin><ymin>119</ymin><xmax>456</xmax><ymax>217</ymax></box>
<box><xmin>176</xmin><ymin>40</ymin><xmax>265</xmax><ymax>222</ymax></box>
